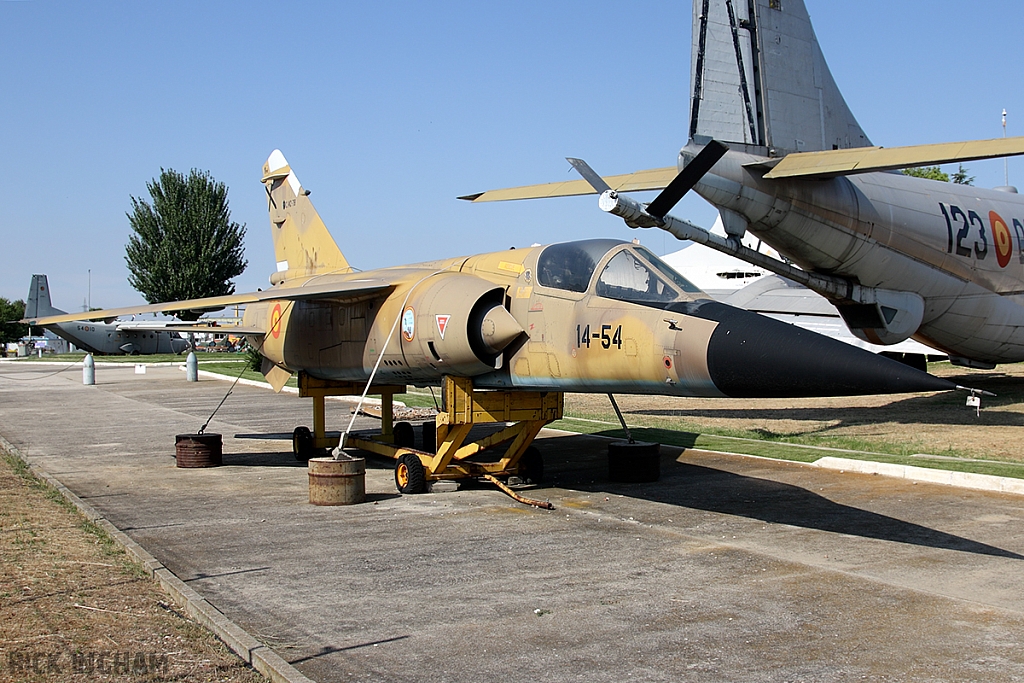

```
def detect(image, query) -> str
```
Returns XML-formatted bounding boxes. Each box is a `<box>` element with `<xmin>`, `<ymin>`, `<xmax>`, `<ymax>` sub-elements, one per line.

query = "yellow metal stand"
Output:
<box><xmin>346</xmin><ymin>375</ymin><xmax>563</xmax><ymax>484</ymax></box>
<box><xmin>297</xmin><ymin>373</ymin><xmax>406</xmax><ymax>450</ymax></box>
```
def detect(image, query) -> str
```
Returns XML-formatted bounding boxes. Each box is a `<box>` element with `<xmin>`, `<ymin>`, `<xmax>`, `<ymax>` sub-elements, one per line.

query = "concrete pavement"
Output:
<box><xmin>2</xmin><ymin>362</ymin><xmax>1024</xmax><ymax>682</ymax></box>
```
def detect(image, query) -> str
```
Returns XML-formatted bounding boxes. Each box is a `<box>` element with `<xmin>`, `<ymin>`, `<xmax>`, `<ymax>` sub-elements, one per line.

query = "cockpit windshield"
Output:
<box><xmin>634</xmin><ymin>247</ymin><xmax>702</xmax><ymax>294</ymax></box>
<box><xmin>537</xmin><ymin>239</ymin><xmax>621</xmax><ymax>293</ymax></box>
<box><xmin>596</xmin><ymin>246</ymin><xmax>703</xmax><ymax>307</ymax></box>
<box><xmin>536</xmin><ymin>239</ymin><xmax>703</xmax><ymax>306</ymax></box>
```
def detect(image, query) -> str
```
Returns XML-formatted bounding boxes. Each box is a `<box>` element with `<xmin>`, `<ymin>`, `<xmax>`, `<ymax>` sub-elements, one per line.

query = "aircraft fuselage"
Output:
<box><xmin>44</xmin><ymin>321</ymin><xmax>189</xmax><ymax>355</ymax></box>
<box><xmin>692</xmin><ymin>150</ymin><xmax>1024</xmax><ymax>364</ymax></box>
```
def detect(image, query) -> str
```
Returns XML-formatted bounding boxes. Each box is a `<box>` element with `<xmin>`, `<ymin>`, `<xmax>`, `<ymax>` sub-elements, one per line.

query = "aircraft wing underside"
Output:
<box><xmin>24</xmin><ymin>279</ymin><xmax>394</xmax><ymax>327</ymax></box>
<box><xmin>459</xmin><ymin>167</ymin><xmax>677</xmax><ymax>203</ymax></box>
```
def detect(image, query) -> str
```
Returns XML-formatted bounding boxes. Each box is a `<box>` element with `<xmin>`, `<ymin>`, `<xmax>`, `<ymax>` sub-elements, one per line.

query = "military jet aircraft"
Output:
<box><xmin>461</xmin><ymin>0</ymin><xmax>1024</xmax><ymax>372</ymax></box>
<box><xmin>25</xmin><ymin>274</ymin><xmax>189</xmax><ymax>355</ymax></box>
<box><xmin>25</xmin><ymin>150</ymin><xmax>961</xmax><ymax>493</ymax></box>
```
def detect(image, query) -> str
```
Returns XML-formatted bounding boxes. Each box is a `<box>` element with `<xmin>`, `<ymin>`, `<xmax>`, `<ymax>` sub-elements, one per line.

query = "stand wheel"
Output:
<box><xmin>395</xmin><ymin>453</ymin><xmax>427</xmax><ymax>494</ymax></box>
<box><xmin>518</xmin><ymin>446</ymin><xmax>544</xmax><ymax>485</ymax></box>
<box><xmin>394</xmin><ymin>421</ymin><xmax>415</xmax><ymax>448</ymax></box>
<box><xmin>293</xmin><ymin>426</ymin><xmax>315</xmax><ymax>461</ymax></box>
<box><xmin>608</xmin><ymin>441</ymin><xmax>660</xmax><ymax>483</ymax></box>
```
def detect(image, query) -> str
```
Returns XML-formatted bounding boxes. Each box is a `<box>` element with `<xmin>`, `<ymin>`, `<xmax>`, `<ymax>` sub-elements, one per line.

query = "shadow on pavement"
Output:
<box><xmin>535</xmin><ymin>433</ymin><xmax>1024</xmax><ymax>561</ymax></box>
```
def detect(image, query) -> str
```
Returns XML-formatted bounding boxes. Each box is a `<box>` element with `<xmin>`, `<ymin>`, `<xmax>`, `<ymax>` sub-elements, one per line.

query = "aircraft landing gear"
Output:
<box><xmin>293</xmin><ymin>426</ymin><xmax>315</xmax><ymax>461</ymax></box>
<box><xmin>393</xmin><ymin>421</ymin><xmax>415</xmax><ymax>449</ymax></box>
<box><xmin>518</xmin><ymin>446</ymin><xmax>544</xmax><ymax>485</ymax></box>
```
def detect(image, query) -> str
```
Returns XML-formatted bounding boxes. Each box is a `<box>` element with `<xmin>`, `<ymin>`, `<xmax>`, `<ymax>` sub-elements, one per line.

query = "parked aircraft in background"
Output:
<box><xmin>462</xmin><ymin>0</ymin><xmax>1024</xmax><ymax>371</ymax></box>
<box><xmin>25</xmin><ymin>274</ymin><xmax>189</xmax><ymax>355</ymax></box>
<box><xmin>24</xmin><ymin>151</ymin><xmax>961</xmax><ymax>493</ymax></box>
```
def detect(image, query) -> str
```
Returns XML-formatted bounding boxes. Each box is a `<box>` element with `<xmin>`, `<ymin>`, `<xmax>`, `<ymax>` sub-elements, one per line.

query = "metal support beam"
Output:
<box><xmin>312</xmin><ymin>394</ymin><xmax>328</xmax><ymax>449</ymax></box>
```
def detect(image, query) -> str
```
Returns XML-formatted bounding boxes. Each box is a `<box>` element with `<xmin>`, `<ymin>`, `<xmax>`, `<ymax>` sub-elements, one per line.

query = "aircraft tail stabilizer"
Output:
<box><xmin>690</xmin><ymin>0</ymin><xmax>870</xmax><ymax>156</ymax></box>
<box><xmin>25</xmin><ymin>274</ymin><xmax>66</xmax><ymax>319</ymax></box>
<box><xmin>261</xmin><ymin>150</ymin><xmax>352</xmax><ymax>283</ymax></box>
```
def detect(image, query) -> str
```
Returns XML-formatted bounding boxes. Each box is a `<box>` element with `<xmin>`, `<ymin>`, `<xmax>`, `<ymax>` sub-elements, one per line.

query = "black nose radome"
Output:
<box><xmin>686</xmin><ymin>301</ymin><xmax>954</xmax><ymax>398</ymax></box>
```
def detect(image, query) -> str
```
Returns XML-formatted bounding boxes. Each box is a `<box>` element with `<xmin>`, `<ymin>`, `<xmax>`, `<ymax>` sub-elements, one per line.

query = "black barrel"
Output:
<box><xmin>608</xmin><ymin>441</ymin><xmax>661</xmax><ymax>483</ymax></box>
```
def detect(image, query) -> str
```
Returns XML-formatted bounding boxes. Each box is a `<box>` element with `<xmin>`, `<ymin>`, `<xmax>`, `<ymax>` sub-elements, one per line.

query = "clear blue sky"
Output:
<box><xmin>2</xmin><ymin>1</ymin><xmax>1022</xmax><ymax>310</ymax></box>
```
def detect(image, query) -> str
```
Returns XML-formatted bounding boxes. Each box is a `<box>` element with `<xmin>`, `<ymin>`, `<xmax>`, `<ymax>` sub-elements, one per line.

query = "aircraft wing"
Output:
<box><xmin>461</xmin><ymin>136</ymin><xmax>1024</xmax><ymax>201</ymax></box>
<box><xmin>458</xmin><ymin>166</ymin><xmax>677</xmax><ymax>202</ymax></box>
<box><xmin>23</xmin><ymin>278</ymin><xmax>393</xmax><ymax>327</ymax></box>
<box><xmin>113</xmin><ymin>320</ymin><xmax>267</xmax><ymax>335</ymax></box>
<box><xmin>762</xmin><ymin>136</ymin><xmax>1024</xmax><ymax>180</ymax></box>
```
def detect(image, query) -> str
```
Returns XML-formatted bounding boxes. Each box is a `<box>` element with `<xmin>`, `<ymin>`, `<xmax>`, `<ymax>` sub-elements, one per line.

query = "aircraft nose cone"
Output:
<box><xmin>686</xmin><ymin>301</ymin><xmax>954</xmax><ymax>398</ymax></box>
<box><xmin>478</xmin><ymin>305</ymin><xmax>524</xmax><ymax>356</ymax></box>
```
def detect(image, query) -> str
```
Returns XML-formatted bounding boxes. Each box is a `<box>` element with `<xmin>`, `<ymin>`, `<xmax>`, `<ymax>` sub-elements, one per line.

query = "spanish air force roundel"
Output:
<box><xmin>991</xmin><ymin>211</ymin><xmax>1013</xmax><ymax>268</ymax></box>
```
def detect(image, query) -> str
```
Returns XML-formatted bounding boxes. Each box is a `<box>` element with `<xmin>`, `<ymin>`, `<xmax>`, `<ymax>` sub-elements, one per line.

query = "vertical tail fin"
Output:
<box><xmin>25</xmin><ymin>274</ymin><xmax>66</xmax><ymax>319</ymax></box>
<box><xmin>690</xmin><ymin>0</ymin><xmax>870</xmax><ymax>156</ymax></box>
<box><xmin>261</xmin><ymin>150</ymin><xmax>352</xmax><ymax>284</ymax></box>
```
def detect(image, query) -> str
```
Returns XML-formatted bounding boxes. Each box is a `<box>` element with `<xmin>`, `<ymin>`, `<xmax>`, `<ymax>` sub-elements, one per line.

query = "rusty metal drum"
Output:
<box><xmin>308</xmin><ymin>456</ymin><xmax>366</xmax><ymax>505</ymax></box>
<box><xmin>175</xmin><ymin>433</ymin><xmax>223</xmax><ymax>468</ymax></box>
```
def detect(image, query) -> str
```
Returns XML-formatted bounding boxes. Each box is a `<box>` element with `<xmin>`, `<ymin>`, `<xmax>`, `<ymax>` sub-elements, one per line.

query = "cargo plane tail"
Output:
<box><xmin>25</xmin><ymin>274</ymin><xmax>66</xmax><ymax>319</ymax></box>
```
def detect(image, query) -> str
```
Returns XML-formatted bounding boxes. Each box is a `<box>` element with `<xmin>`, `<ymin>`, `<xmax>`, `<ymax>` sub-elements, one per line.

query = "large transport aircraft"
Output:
<box><xmin>25</xmin><ymin>274</ymin><xmax>189</xmax><ymax>355</ymax></box>
<box><xmin>462</xmin><ymin>0</ymin><xmax>1024</xmax><ymax>371</ymax></box>
<box><xmin>24</xmin><ymin>150</ymin><xmax>966</xmax><ymax>494</ymax></box>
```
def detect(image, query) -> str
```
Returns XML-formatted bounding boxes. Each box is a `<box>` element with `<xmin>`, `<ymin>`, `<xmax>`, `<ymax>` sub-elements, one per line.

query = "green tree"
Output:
<box><xmin>951</xmin><ymin>164</ymin><xmax>975</xmax><ymax>185</ymax></box>
<box><xmin>901</xmin><ymin>164</ymin><xmax>975</xmax><ymax>185</ymax></box>
<box><xmin>0</xmin><ymin>298</ymin><xmax>28</xmax><ymax>344</ymax></box>
<box><xmin>125</xmin><ymin>169</ymin><xmax>247</xmax><ymax>320</ymax></box>
<box><xmin>901</xmin><ymin>166</ymin><xmax>949</xmax><ymax>182</ymax></box>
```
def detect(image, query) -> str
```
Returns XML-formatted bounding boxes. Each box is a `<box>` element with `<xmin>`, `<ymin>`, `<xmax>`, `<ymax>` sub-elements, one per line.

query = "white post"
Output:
<box><xmin>83</xmin><ymin>353</ymin><xmax>95</xmax><ymax>385</ymax></box>
<box><xmin>186</xmin><ymin>351</ymin><xmax>198</xmax><ymax>382</ymax></box>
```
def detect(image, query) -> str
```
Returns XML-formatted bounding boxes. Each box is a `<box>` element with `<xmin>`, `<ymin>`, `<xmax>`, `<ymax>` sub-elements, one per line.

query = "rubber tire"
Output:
<box><xmin>608</xmin><ymin>441</ymin><xmax>660</xmax><ymax>483</ymax></box>
<box><xmin>394</xmin><ymin>453</ymin><xmax>427</xmax><ymax>494</ymax></box>
<box><xmin>394</xmin><ymin>421</ymin><xmax>415</xmax><ymax>449</ymax></box>
<box><xmin>293</xmin><ymin>426</ymin><xmax>315</xmax><ymax>462</ymax></box>
<box><xmin>518</xmin><ymin>446</ymin><xmax>544</xmax><ymax>485</ymax></box>
<box><xmin>421</xmin><ymin>421</ymin><xmax>436</xmax><ymax>454</ymax></box>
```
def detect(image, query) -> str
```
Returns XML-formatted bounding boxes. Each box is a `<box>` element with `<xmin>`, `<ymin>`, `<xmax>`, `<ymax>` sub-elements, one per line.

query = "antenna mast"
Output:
<box><xmin>1004</xmin><ymin>109</ymin><xmax>1009</xmax><ymax>186</ymax></box>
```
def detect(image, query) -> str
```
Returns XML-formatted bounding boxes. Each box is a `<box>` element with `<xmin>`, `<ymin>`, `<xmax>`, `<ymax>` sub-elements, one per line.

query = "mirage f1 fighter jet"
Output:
<box><xmin>26</xmin><ymin>150</ymin><xmax>958</xmax><ymax>492</ymax></box>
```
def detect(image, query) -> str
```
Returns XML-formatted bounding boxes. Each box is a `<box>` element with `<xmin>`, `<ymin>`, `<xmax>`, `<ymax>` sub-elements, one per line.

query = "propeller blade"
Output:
<box><xmin>565</xmin><ymin>158</ymin><xmax>612</xmax><ymax>193</ymax></box>
<box><xmin>645</xmin><ymin>140</ymin><xmax>728</xmax><ymax>219</ymax></box>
